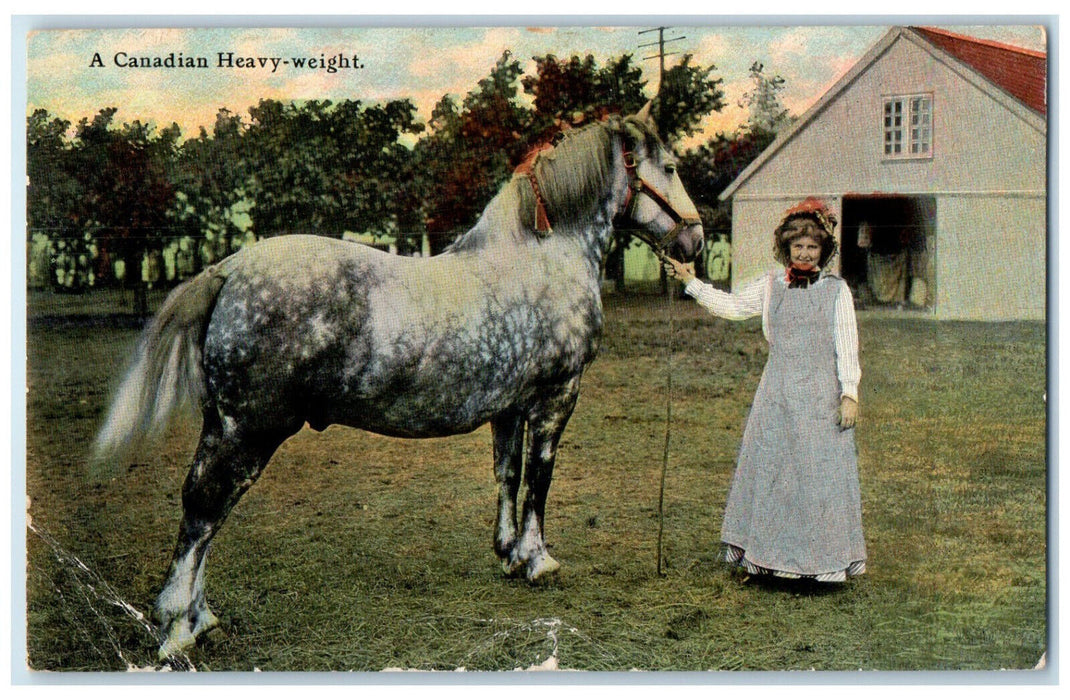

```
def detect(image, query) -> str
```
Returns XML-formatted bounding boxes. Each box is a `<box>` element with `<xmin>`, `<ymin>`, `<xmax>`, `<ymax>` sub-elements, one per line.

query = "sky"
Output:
<box><xmin>23</xmin><ymin>21</ymin><xmax>1048</xmax><ymax>150</ymax></box>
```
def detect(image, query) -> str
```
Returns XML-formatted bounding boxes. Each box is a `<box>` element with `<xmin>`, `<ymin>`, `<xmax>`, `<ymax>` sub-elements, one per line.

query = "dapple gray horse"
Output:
<box><xmin>93</xmin><ymin>107</ymin><xmax>705</xmax><ymax>659</ymax></box>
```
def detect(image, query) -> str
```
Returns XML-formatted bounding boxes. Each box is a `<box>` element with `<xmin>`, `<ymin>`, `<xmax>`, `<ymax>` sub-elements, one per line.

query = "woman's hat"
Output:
<box><xmin>776</xmin><ymin>197</ymin><xmax>838</xmax><ymax>241</ymax></box>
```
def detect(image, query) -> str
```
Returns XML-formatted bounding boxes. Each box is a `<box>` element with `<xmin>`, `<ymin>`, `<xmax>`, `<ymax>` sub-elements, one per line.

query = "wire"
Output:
<box><xmin>655</xmin><ymin>264</ymin><xmax>674</xmax><ymax>577</ymax></box>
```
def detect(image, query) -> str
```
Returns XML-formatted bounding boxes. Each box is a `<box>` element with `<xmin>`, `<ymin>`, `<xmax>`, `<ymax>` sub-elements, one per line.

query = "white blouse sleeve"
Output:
<box><xmin>834</xmin><ymin>281</ymin><xmax>861</xmax><ymax>400</ymax></box>
<box><xmin>683</xmin><ymin>275</ymin><xmax>765</xmax><ymax>321</ymax></box>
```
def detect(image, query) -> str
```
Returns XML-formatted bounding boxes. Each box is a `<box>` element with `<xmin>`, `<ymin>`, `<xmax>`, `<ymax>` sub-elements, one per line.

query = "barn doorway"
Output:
<box><xmin>840</xmin><ymin>195</ymin><xmax>936</xmax><ymax>310</ymax></box>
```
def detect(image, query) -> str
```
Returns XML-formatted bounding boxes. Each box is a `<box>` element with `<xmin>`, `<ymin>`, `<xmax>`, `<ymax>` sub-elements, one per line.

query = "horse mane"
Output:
<box><xmin>449</xmin><ymin>116</ymin><xmax>657</xmax><ymax>252</ymax></box>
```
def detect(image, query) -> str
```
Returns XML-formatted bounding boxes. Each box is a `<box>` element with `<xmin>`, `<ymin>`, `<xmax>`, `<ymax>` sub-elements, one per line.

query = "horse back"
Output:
<box><xmin>202</xmin><ymin>235</ymin><xmax>603</xmax><ymax>437</ymax></box>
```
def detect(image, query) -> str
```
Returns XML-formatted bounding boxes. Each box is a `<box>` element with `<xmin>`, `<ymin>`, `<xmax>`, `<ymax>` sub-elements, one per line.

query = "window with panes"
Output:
<box><xmin>883</xmin><ymin>94</ymin><xmax>932</xmax><ymax>158</ymax></box>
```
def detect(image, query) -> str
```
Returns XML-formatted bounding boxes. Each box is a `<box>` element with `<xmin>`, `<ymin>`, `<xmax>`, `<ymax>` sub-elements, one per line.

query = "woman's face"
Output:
<box><xmin>788</xmin><ymin>232</ymin><xmax>823</xmax><ymax>269</ymax></box>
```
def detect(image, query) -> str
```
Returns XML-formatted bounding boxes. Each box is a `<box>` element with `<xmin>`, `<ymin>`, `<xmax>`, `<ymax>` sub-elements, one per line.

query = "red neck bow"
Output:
<box><xmin>787</xmin><ymin>265</ymin><xmax>821</xmax><ymax>288</ymax></box>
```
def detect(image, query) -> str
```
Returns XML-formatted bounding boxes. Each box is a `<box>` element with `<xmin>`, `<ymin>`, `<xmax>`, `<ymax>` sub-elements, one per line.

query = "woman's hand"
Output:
<box><xmin>663</xmin><ymin>257</ymin><xmax>696</xmax><ymax>284</ymax></box>
<box><xmin>838</xmin><ymin>396</ymin><xmax>859</xmax><ymax>430</ymax></box>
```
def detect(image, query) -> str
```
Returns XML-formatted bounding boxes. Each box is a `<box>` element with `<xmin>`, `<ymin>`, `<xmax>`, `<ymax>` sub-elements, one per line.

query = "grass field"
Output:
<box><xmin>23</xmin><ymin>288</ymin><xmax>1048</xmax><ymax>674</ymax></box>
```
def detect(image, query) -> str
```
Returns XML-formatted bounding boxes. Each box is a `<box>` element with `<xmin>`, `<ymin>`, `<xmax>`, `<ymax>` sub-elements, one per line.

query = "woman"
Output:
<box><xmin>665</xmin><ymin>197</ymin><xmax>866</xmax><ymax>582</ymax></box>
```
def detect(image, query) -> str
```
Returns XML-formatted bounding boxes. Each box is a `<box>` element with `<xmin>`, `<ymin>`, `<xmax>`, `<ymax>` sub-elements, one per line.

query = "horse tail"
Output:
<box><xmin>91</xmin><ymin>259</ymin><xmax>236</xmax><ymax>474</ymax></box>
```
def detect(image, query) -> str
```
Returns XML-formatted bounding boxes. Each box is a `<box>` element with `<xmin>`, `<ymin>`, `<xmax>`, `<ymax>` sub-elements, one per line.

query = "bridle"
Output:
<box><xmin>523</xmin><ymin>128</ymin><xmax>702</xmax><ymax>258</ymax></box>
<box><xmin>616</xmin><ymin>146</ymin><xmax>703</xmax><ymax>260</ymax></box>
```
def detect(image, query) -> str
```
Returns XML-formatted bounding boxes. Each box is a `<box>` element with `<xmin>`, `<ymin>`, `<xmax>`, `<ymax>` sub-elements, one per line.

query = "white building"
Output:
<box><xmin>720</xmin><ymin>26</ymin><xmax>1047</xmax><ymax>320</ymax></box>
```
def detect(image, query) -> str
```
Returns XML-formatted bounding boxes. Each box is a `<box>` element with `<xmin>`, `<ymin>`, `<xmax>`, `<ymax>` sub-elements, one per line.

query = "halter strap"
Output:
<box><xmin>619</xmin><ymin>148</ymin><xmax>702</xmax><ymax>258</ymax></box>
<box><xmin>526</xmin><ymin>170</ymin><xmax>552</xmax><ymax>235</ymax></box>
<box><xmin>515</xmin><ymin>143</ymin><xmax>555</xmax><ymax>236</ymax></box>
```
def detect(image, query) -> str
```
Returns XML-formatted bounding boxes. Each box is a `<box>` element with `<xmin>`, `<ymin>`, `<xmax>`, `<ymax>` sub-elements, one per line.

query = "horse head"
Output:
<box><xmin>612</xmin><ymin>104</ymin><xmax>705</xmax><ymax>263</ymax></box>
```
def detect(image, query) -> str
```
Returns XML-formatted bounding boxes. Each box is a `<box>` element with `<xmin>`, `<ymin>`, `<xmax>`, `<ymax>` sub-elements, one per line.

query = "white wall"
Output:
<box><xmin>936</xmin><ymin>195</ymin><xmax>1046</xmax><ymax>320</ymax></box>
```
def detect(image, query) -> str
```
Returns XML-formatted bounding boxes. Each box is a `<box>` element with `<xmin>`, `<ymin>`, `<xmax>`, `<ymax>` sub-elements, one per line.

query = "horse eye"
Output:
<box><xmin>664</xmin><ymin>163</ymin><xmax>677</xmax><ymax>175</ymax></box>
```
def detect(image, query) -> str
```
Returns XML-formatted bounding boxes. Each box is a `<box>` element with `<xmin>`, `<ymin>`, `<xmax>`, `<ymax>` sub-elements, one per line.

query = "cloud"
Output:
<box><xmin>408</xmin><ymin>27</ymin><xmax>524</xmax><ymax>81</ymax></box>
<box><xmin>693</xmin><ymin>32</ymin><xmax>731</xmax><ymax>65</ymax></box>
<box><xmin>402</xmin><ymin>27</ymin><xmax>532</xmax><ymax>118</ymax></box>
<box><xmin>768</xmin><ymin>28</ymin><xmax>812</xmax><ymax>64</ymax></box>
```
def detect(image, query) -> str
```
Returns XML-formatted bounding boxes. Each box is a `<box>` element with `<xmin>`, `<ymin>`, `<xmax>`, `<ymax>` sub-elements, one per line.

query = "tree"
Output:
<box><xmin>55</xmin><ymin>109</ymin><xmax>178</xmax><ymax>308</ymax></box>
<box><xmin>173</xmin><ymin>109</ymin><xmax>251</xmax><ymax>267</ymax></box>
<box><xmin>652</xmin><ymin>54</ymin><xmax>726</xmax><ymax>142</ymax></box>
<box><xmin>738</xmin><ymin>61</ymin><xmax>793</xmax><ymax>138</ymax></box>
<box><xmin>330</xmin><ymin>98</ymin><xmax>424</xmax><ymax>236</ymax></box>
<box><xmin>26</xmin><ymin>110</ymin><xmax>80</xmax><ymax>288</ymax></box>
<box><xmin>521</xmin><ymin>53</ymin><xmax>648</xmax><ymax>130</ymax></box>
<box><xmin>26</xmin><ymin>108</ymin><xmax>182</xmax><ymax>298</ymax></box>
<box><xmin>26</xmin><ymin>110</ymin><xmax>76</xmax><ymax>236</ymax></box>
<box><xmin>414</xmin><ymin>51</ymin><xmax>535</xmax><ymax>243</ymax></box>
<box><xmin>243</xmin><ymin>98</ymin><xmax>423</xmax><ymax>241</ymax></box>
<box><xmin>406</xmin><ymin>95</ymin><xmax>471</xmax><ymax>244</ymax></box>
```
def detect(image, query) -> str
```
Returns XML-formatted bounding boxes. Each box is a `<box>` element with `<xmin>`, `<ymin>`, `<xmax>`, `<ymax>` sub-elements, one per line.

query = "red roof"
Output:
<box><xmin>913</xmin><ymin>26</ymin><xmax>1047</xmax><ymax>115</ymax></box>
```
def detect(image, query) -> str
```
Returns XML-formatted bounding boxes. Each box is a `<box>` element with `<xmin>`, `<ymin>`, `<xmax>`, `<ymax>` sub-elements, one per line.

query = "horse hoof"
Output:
<box><xmin>157</xmin><ymin>622</ymin><xmax>197</xmax><ymax>661</ymax></box>
<box><xmin>501</xmin><ymin>555</ymin><xmax>525</xmax><ymax>577</ymax></box>
<box><xmin>192</xmin><ymin>609</ymin><xmax>220</xmax><ymax>637</ymax></box>
<box><xmin>526</xmin><ymin>554</ymin><xmax>561</xmax><ymax>581</ymax></box>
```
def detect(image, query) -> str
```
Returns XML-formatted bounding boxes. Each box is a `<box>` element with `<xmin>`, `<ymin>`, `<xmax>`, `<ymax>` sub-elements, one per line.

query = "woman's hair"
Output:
<box><xmin>772</xmin><ymin>197</ymin><xmax>839</xmax><ymax>268</ymax></box>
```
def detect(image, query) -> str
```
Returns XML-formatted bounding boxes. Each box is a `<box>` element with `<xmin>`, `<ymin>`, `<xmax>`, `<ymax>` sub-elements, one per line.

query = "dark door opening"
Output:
<box><xmin>840</xmin><ymin>195</ymin><xmax>936</xmax><ymax>310</ymax></box>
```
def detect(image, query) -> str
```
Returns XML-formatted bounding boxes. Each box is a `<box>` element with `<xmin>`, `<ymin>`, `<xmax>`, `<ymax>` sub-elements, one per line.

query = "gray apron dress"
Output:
<box><xmin>721</xmin><ymin>277</ymin><xmax>866</xmax><ymax>580</ymax></box>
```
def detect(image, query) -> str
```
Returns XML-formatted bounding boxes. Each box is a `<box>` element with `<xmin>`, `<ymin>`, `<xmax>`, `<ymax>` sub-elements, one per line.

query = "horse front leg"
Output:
<box><xmin>491</xmin><ymin>411</ymin><xmax>525</xmax><ymax>574</ymax></box>
<box><xmin>513</xmin><ymin>379</ymin><xmax>581</xmax><ymax>581</ymax></box>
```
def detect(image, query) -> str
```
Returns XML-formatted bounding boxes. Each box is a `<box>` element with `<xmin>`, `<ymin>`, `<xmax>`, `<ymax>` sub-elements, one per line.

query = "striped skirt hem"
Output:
<box><xmin>724</xmin><ymin>544</ymin><xmax>866</xmax><ymax>583</ymax></box>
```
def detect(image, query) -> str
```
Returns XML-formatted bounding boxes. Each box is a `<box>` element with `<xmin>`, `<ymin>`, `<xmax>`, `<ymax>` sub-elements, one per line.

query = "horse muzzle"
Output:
<box><xmin>657</xmin><ymin>220</ymin><xmax>705</xmax><ymax>263</ymax></box>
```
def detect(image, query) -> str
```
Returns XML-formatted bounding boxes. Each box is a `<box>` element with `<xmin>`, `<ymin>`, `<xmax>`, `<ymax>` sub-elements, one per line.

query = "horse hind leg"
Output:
<box><xmin>160</xmin><ymin>542</ymin><xmax>222</xmax><ymax>658</ymax></box>
<box><xmin>154</xmin><ymin>414</ymin><xmax>289</xmax><ymax>660</ymax></box>
<box><xmin>491</xmin><ymin>411</ymin><xmax>524</xmax><ymax>575</ymax></box>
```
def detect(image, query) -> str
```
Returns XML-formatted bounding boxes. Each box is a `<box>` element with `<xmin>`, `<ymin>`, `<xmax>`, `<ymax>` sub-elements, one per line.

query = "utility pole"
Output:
<box><xmin>638</xmin><ymin>26</ymin><xmax>686</xmax><ymax>93</ymax></box>
<box><xmin>639</xmin><ymin>27</ymin><xmax>688</xmax><ymax>298</ymax></box>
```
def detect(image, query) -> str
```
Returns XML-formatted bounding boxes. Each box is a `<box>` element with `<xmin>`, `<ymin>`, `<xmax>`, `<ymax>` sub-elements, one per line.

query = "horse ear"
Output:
<box><xmin>636</xmin><ymin>99</ymin><xmax>667</xmax><ymax>142</ymax></box>
<box><xmin>636</xmin><ymin>100</ymin><xmax>654</xmax><ymax>126</ymax></box>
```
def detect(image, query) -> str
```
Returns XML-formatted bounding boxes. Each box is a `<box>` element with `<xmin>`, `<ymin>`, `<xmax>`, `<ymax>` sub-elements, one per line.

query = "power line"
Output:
<box><xmin>638</xmin><ymin>26</ymin><xmax>687</xmax><ymax>92</ymax></box>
